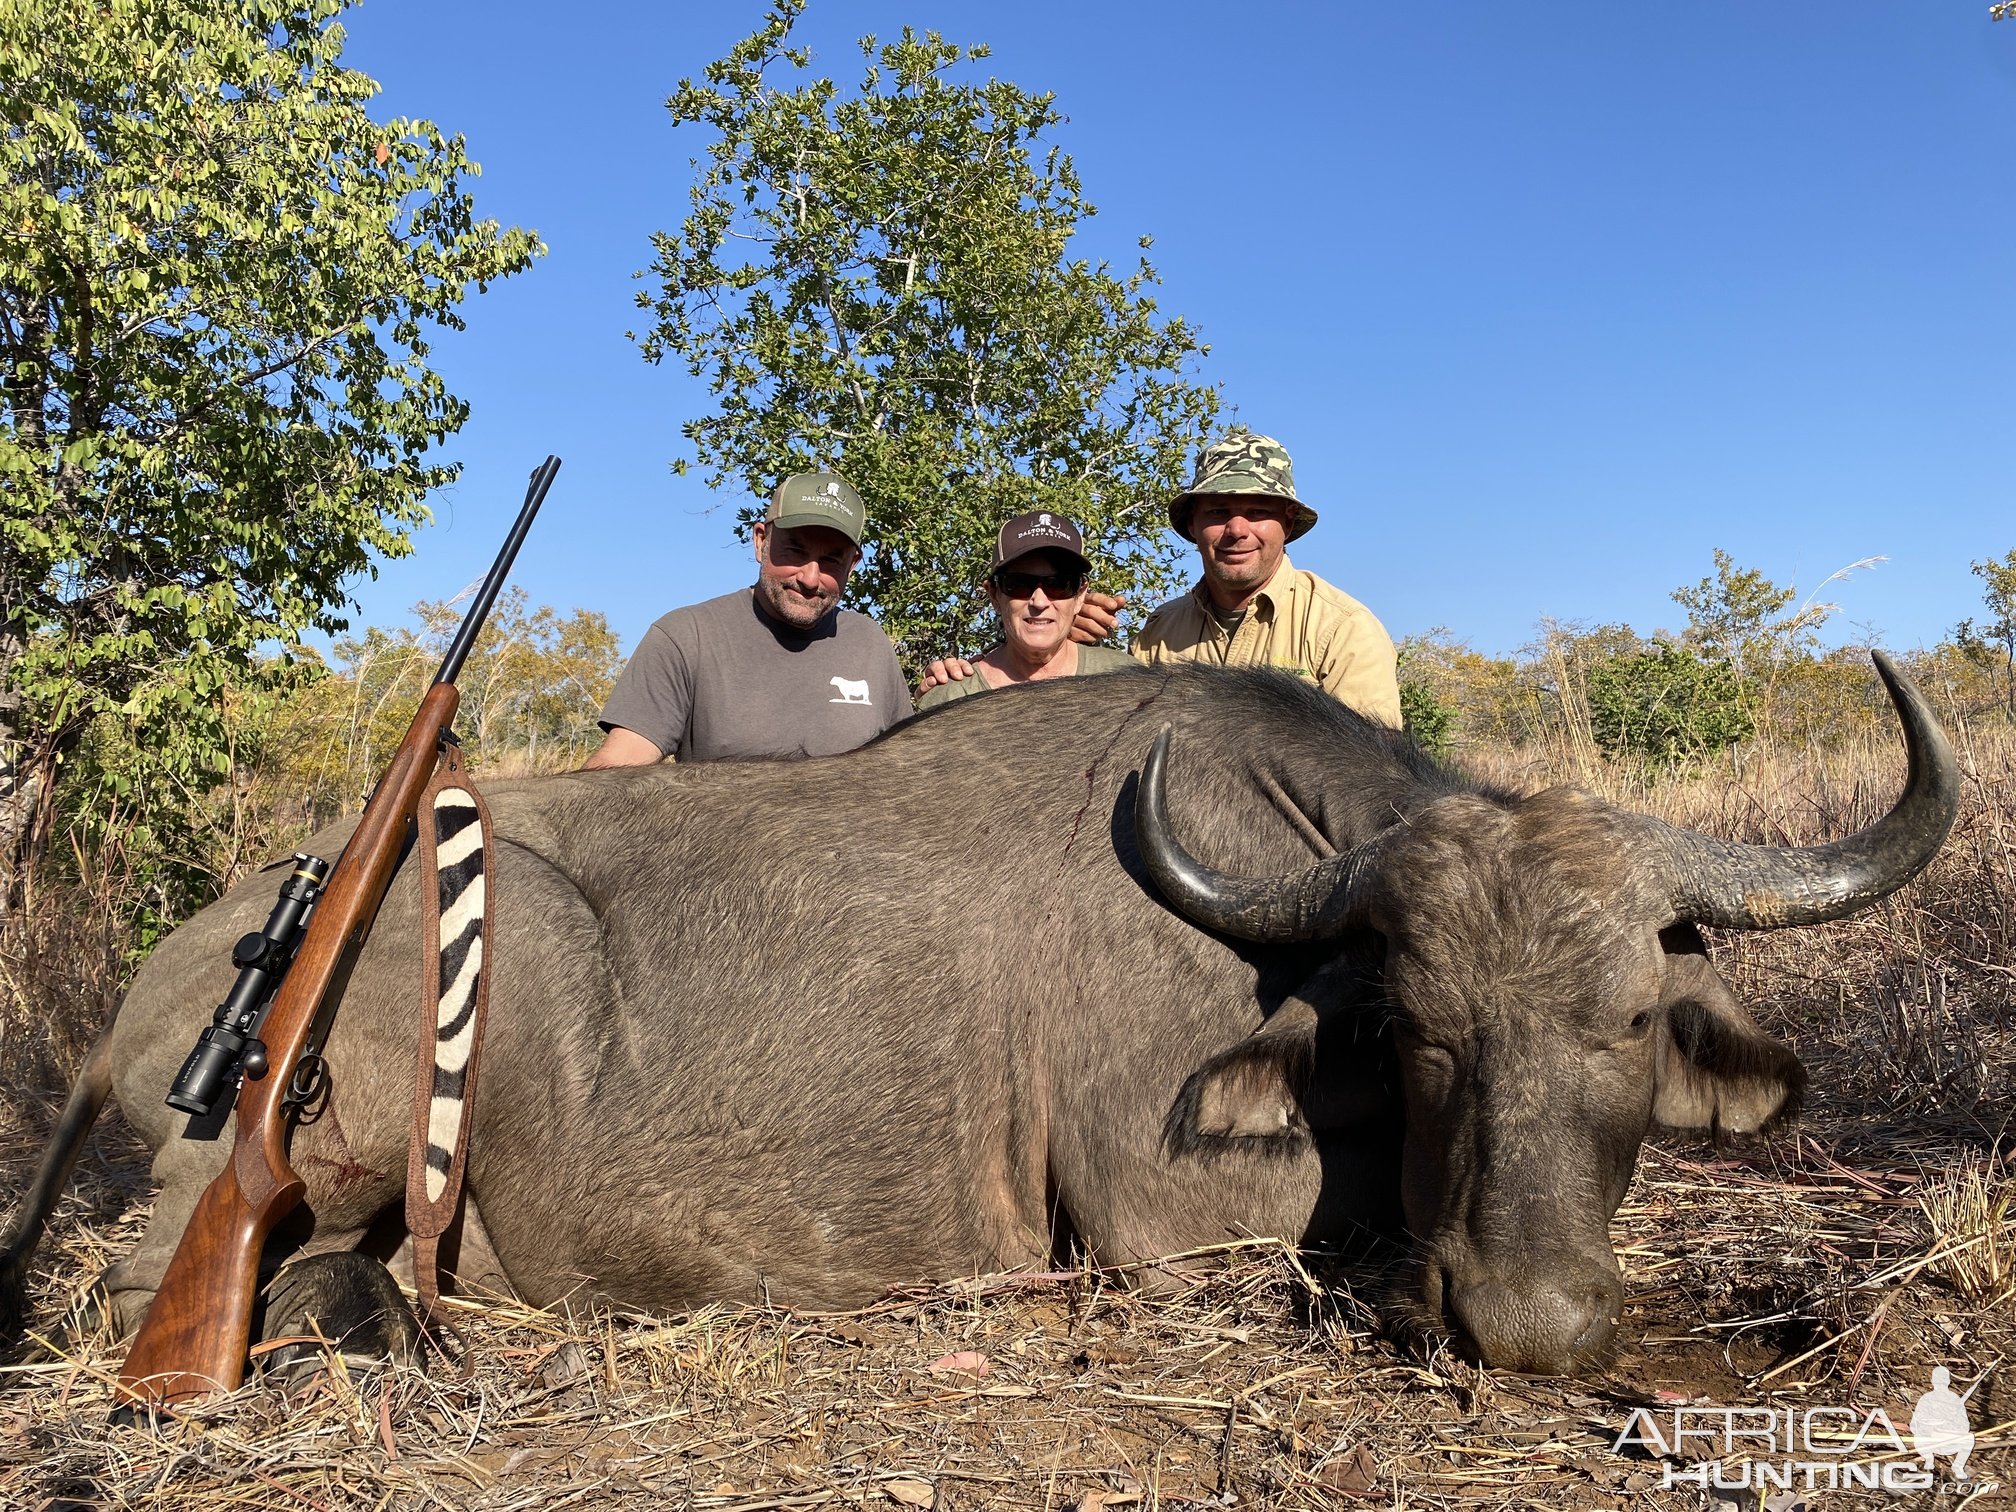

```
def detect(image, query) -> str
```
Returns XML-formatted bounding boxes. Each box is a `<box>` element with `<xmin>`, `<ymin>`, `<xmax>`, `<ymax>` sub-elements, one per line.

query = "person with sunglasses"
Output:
<box><xmin>915</xmin><ymin>511</ymin><xmax>1135</xmax><ymax>710</ymax></box>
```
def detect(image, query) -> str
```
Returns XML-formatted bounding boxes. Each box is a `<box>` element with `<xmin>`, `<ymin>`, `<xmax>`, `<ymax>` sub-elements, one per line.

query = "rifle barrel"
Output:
<box><xmin>434</xmin><ymin>455</ymin><xmax>562</xmax><ymax>686</ymax></box>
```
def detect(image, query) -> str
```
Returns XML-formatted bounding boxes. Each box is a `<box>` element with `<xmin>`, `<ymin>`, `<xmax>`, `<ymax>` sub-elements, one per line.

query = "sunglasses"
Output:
<box><xmin>991</xmin><ymin>569</ymin><xmax>1085</xmax><ymax>599</ymax></box>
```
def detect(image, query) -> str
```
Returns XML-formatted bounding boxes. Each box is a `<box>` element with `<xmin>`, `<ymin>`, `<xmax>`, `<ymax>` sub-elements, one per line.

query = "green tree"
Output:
<box><xmin>1953</xmin><ymin>549</ymin><xmax>2016</xmax><ymax>717</ymax></box>
<box><xmin>0</xmin><ymin>0</ymin><xmax>540</xmax><ymax>928</ymax></box>
<box><xmin>1395</xmin><ymin>632</ymin><xmax>1463</xmax><ymax>757</ymax></box>
<box><xmin>1585</xmin><ymin>641</ymin><xmax>1753</xmax><ymax>776</ymax></box>
<box><xmin>634</xmin><ymin>1</ymin><xmax>1221</xmax><ymax>669</ymax></box>
<box><xmin>1671</xmin><ymin>548</ymin><xmax>1806</xmax><ymax>683</ymax></box>
<box><xmin>1670</xmin><ymin>548</ymin><xmax>1881</xmax><ymax>738</ymax></box>
<box><xmin>1398</xmin><ymin>677</ymin><xmax>1456</xmax><ymax>759</ymax></box>
<box><xmin>1394</xmin><ymin>627</ymin><xmax>1540</xmax><ymax>749</ymax></box>
<box><xmin>1524</xmin><ymin>618</ymin><xmax>1649</xmax><ymax>772</ymax></box>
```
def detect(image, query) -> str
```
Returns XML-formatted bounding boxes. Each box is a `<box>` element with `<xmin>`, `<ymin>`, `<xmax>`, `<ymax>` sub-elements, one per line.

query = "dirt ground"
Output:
<box><xmin>3</xmin><ymin>1066</ymin><xmax>2010</xmax><ymax>1511</ymax></box>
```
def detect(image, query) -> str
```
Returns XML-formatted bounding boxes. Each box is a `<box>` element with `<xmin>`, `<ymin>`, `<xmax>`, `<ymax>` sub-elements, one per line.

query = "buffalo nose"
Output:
<box><xmin>1447</xmin><ymin>1269</ymin><xmax>1622</xmax><ymax>1375</ymax></box>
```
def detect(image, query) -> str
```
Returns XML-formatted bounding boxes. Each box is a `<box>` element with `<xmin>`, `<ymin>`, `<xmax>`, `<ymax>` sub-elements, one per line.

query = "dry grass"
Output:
<box><xmin>0</xmin><ymin>864</ymin><xmax>130</xmax><ymax>1110</ymax></box>
<box><xmin>4</xmin><ymin>722</ymin><xmax>2014</xmax><ymax>1509</ymax></box>
<box><xmin>1917</xmin><ymin>1156</ymin><xmax>2016</xmax><ymax>1304</ymax></box>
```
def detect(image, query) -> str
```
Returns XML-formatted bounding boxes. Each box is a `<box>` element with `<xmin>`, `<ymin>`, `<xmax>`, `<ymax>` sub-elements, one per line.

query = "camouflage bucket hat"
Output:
<box><xmin>1167</xmin><ymin>432</ymin><xmax>1318</xmax><ymax>542</ymax></box>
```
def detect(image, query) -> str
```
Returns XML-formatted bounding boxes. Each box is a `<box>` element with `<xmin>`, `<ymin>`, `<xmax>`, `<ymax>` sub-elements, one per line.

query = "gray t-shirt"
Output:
<box><xmin>599</xmin><ymin>589</ymin><xmax>913</xmax><ymax>762</ymax></box>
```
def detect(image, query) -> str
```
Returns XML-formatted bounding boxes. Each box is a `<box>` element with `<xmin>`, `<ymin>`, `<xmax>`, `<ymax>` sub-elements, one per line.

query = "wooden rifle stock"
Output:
<box><xmin>116</xmin><ymin>456</ymin><xmax>558</xmax><ymax>1410</ymax></box>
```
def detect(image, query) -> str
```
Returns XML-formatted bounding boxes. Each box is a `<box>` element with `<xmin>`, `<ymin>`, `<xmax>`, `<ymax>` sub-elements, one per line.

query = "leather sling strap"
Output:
<box><xmin>405</xmin><ymin>742</ymin><xmax>494</xmax><ymax>1337</ymax></box>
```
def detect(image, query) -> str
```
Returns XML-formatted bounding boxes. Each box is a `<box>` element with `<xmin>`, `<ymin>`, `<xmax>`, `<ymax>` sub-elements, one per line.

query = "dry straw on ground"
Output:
<box><xmin>4</xmin><ymin>724</ymin><xmax>2013</xmax><ymax>1510</ymax></box>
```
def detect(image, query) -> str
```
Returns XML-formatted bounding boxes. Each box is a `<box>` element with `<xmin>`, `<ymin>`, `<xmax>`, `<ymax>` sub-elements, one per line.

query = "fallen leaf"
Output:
<box><xmin>1572</xmin><ymin>1455</ymin><xmax>1620</xmax><ymax>1487</ymax></box>
<box><xmin>885</xmin><ymin>1478</ymin><xmax>934</xmax><ymax>1507</ymax></box>
<box><xmin>537</xmin><ymin>1341</ymin><xmax>591</xmax><ymax>1390</ymax></box>
<box><xmin>927</xmin><ymin>1350</ymin><xmax>989</xmax><ymax>1376</ymax></box>
<box><xmin>1316</xmin><ymin>1443</ymin><xmax>1378</xmax><ymax>1498</ymax></box>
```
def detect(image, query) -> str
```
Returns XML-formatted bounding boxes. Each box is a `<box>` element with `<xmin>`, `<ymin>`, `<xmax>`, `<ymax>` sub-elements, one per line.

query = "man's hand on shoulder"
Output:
<box><xmin>917</xmin><ymin>657</ymin><xmax>976</xmax><ymax>694</ymax></box>
<box><xmin>1071</xmin><ymin>591</ymin><xmax>1125</xmax><ymax>646</ymax></box>
<box><xmin>581</xmin><ymin>726</ymin><xmax>666</xmax><ymax>769</ymax></box>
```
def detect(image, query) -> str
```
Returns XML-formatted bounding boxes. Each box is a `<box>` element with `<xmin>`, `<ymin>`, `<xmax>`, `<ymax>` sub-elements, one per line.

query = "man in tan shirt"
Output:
<box><xmin>1134</xmin><ymin>431</ymin><xmax>1402</xmax><ymax>728</ymax></box>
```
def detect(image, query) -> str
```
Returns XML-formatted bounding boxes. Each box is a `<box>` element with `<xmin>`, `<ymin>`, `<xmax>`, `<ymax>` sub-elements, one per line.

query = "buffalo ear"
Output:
<box><xmin>1652</xmin><ymin>949</ymin><xmax>1806</xmax><ymax>1134</ymax></box>
<box><xmin>1164</xmin><ymin>1005</ymin><xmax>1319</xmax><ymax>1159</ymax></box>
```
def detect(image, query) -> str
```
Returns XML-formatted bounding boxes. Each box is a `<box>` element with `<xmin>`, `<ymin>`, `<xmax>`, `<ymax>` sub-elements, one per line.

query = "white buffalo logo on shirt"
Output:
<box><xmin>828</xmin><ymin>676</ymin><xmax>872</xmax><ymax>705</ymax></box>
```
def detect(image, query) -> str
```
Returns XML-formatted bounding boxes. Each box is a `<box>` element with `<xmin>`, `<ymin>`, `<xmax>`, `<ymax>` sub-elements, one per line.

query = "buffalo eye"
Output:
<box><xmin>1391</xmin><ymin>1023</ymin><xmax>1454</xmax><ymax>1064</ymax></box>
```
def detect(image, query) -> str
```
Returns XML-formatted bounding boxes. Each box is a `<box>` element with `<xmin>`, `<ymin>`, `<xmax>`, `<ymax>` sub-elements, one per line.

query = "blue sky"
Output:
<box><xmin>330</xmin><ymin>2</ymin><xmax>2016</xmax><ymax>662</ymax></box>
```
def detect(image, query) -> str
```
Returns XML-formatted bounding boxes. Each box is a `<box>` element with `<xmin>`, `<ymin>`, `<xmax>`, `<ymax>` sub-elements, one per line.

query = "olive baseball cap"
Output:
<box><xmin>1166</xmin><ymin>432</ymin><xmax>1318</xmax><ymax>543</ymax></box>
<box><xmin>766</xmin><ymin>472</ymin><xmax>866</xmax><ymax>544</ymax></box>
<box><xmin>990</xmin><ymin>510</ymin><xmax>1091</xmax><ymax>573</ymax></box>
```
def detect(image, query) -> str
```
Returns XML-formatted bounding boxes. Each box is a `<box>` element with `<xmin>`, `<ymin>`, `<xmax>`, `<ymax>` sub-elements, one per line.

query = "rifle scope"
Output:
<box><xmin>166</xmin><ymin>854</ymin><xmax>331</xmax><ymax>1117</ymax></box>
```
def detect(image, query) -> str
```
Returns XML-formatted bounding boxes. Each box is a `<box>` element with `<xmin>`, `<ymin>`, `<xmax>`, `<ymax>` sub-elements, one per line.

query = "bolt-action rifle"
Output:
<box><xmin>115</xmin><ymin>456</ymin><xmax>561</xmax><ymax>1411</ymax></box>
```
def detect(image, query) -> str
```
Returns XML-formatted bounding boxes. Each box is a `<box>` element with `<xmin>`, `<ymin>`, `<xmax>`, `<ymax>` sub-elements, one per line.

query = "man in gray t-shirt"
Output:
<box><xmin>584</xmin><ymin>472</ymin><xmax>913</xmax><ymax>766</ymax></box>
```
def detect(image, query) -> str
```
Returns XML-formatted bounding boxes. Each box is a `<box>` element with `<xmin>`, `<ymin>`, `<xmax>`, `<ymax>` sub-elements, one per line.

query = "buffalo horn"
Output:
<box><xmin>1651</xmin><ymin>651</ymin><xmax>1960</xmax><ymax>930</ymax></box>
<box><xmin>1135</xmin><ymin>724</ymin><xmax>1385</xmax><ymax>942</ymax></box>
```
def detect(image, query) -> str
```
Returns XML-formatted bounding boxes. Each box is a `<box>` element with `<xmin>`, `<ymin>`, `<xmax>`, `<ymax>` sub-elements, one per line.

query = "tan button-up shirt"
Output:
<box><xmin>1131</xmin><ymin>555</ymin><xmax>1403</xmax><ymax>728</ymax></box>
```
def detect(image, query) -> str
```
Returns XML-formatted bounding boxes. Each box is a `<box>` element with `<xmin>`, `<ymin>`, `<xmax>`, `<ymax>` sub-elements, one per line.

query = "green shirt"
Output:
<box><xmin>916</xmin><ymin>643</ymin><xmax>1136</xmax><ymax>710</ymax></box>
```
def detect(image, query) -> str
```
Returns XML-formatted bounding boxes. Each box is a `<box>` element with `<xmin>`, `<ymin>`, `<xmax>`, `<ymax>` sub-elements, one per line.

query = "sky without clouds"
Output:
<box><xmin>328</xmin><ymin>1</ymin><xmax>2016</xmax><ymax>662</ymax></box>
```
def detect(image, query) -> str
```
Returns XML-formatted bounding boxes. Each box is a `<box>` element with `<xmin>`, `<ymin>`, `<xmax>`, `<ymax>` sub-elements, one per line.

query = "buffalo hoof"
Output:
<box><xmin>255</xmin><ymin>1253</ymin><xmax>423</xmax><ymax>1379</ymax></box>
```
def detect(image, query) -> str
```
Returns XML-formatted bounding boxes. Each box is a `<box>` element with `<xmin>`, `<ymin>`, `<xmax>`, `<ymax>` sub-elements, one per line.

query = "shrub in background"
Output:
<box><xmin>1585</xmin><ymin>641</ymin><xmax>1753</xmax><ymax>776</ymax></box>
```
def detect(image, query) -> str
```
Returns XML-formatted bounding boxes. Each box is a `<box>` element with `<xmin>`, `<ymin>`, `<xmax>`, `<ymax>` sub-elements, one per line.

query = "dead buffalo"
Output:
<box><xmin>1</xmin><ymin>654</ymin><xmax>1956</xmax><ymax>1376</ymax></box>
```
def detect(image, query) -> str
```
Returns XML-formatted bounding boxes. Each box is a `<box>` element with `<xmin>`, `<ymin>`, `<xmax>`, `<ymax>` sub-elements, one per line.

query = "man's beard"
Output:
<box><xmin>756</xmin><ymin>580</ymin><xmax>837</xmax><ymax>628</ymax></box>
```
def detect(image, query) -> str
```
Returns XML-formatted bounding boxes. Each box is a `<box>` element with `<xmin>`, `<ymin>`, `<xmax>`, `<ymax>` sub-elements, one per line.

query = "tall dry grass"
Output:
<box><xmin>0</xmin><ymin>842</ymin><xmax>146</xmax><ymax>1117</ymax></box>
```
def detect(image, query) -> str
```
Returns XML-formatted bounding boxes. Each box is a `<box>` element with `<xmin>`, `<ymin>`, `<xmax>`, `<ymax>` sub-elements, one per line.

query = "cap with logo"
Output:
<box><xmin>1166</xmin><ymin>432</ymin><xmax>1318</xmax><ymax>543</ymax></box>
<box><xmin>990</xmin><ymin>510</ymin><xmax>1092</xmax><ymax>574</ymax></box>
<box><xmin>767</xmin><ymin>472</ymin><xmax>866</xmax><ymax>545</ymax></box>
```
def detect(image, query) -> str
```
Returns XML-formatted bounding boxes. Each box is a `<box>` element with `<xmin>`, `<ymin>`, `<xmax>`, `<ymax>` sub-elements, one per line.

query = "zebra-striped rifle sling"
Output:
<box><xmin>405</xmin><ymin>741</ymin><xmax>495</xmax><ymax>1332</ymax></box>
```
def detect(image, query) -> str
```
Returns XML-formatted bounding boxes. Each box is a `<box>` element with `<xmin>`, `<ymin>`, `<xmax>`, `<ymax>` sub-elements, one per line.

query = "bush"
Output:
<box><xmin>1400</xmin><ymin>678</ymin><xmax>1457</xmax><ymax>758</ymax></box>
<box><xmin>1585</xmin><ymin>642</ymin><xmax>1752</xmax><ymax>775</ymax></box>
